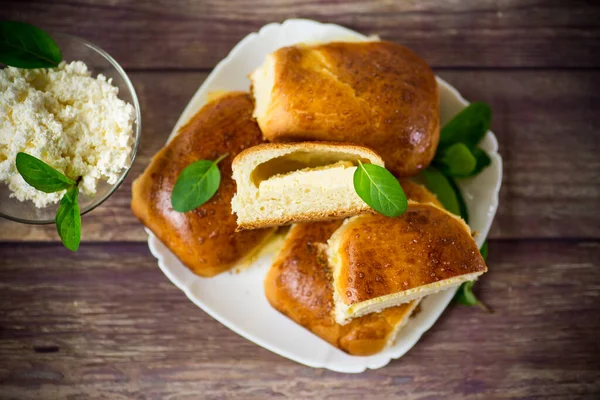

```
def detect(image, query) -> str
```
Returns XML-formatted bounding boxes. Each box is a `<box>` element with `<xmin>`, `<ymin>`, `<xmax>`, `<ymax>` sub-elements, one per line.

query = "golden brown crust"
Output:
<box><xmin>335</xmin><ymin>203</ymin><xmax>486</xmax><ymax>305</ymax></box>
<box><xmin>231</xmin><ymin>141</ymin><xmax>384</xmax><ymax>170</ymax></box>
<box><xmin>257</xmin><ymin>41</ymin><xmax>439</xmax><ymax>177</ymax></box>
<box><xmin>265</xmin><ymin>221</ymin><xmax>416</xmax><ymax>356</ymax></box>
<box><xmin>131</xmin><ymin>92</ymin><xmax>274</xmax><ymax>277</ymax></box>
<box><xmin>237</xmin><ymin>207</ymin><xmax>369</xmax><ymax>230</ymax></box>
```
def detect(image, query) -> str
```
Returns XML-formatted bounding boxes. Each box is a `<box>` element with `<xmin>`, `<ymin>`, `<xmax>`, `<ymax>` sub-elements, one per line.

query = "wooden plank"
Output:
<box><xmin>1</xmin><ymin>70</ymin><xmax>598</xmax><ymax>241</ymax></box>
<box><xmin>437</xmin><ymin>70</ymin><xmax>600</xmax><ymax>240</ymax></box>
<box><xmin>0</xmin><ymin>240</ymin><xmax>598</xmax><ymax>399</ymax></box>
<box><xmin>3</xmin><ymin>0</ymin><xmax>600</xmax><ymax>69</ymax></box>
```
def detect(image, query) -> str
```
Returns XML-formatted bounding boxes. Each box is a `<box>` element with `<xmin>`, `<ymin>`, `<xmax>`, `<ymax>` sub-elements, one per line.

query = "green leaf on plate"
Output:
<box><xmin>435</xmin><ymin>143</ymin><xmax>477</xmax><ymax>177</ymax></box>
<box><xmin>454</xmin><ymin>241</ymin><xmax>491</xmax><ymax>312</ymax></box>
<box><xmin>0</xmin><ymin>21</ymin><xmax>62</xmax><ymax>68</ymax></box>
<box><xmin>171</xmin><ymin>154</ymin><xmax>228</xmax><ymax>213</ymax></box>
<box><xmin>420</xmin><ymin>166</ymin><xmax>461</xmax><ymax>217</ymax></box>
<box><xmin>439</xmin><ymin>102</ymin><xmax>491</xmax><ymax>149</ymax></box>
<box><xmin>479</xmin><ymin>239</ymin><xmax>488</xmax><ymax>261</ymax></box>
<box><xmin>446</xmin><ymin>175</ymin><xmax>469</xmax><ymax>223</ymax></box>
<box><xmin>454</xmin><ymin>280</ymin><xmax>478</xmax><ymax>306</ymax></box>
<box><xmin>471</xmin><ymin>147</ymin><xmax>492</xmax><ymax>176</ymax></box>
<box><xmin>56</xmin><ymin>185</ymin><xmax>81</xmax><ymax>252</ymax></box>
<box><xmin>15</xmin><ymin>152</ymin><xmax>76</xmax><ymax>193</ymax></box>
<box><xmin>453</xmin><ymin>281</ymin><xmax>491</xmax><ymax>312</ymax></box>
<box><xmin>436</xmin><ymin>100</ymin><xmax>493</xmax><ymax>312</ymax></box>
<box><xmin>353</xmin><ymin>160</ymin><xmax>408</xmax><ymax>217</ymax></box>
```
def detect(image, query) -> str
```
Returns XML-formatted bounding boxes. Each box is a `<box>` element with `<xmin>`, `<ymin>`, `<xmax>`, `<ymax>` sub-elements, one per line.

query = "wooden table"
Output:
<box><xmin>1</xmin><ymin>1</ymin><xmax>599</xmax><ymax>399</ymax></box>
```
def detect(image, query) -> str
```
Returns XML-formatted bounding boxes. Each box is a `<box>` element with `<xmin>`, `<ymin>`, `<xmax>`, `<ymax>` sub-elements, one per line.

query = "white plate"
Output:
<box><xmin>145</xmin><ymin>19</ymin><xmax>503</xmax><ymax>373</ymax></box>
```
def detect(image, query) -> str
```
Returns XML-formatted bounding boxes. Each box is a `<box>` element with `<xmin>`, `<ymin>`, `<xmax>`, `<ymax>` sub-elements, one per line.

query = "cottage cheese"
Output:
<box><xmin>0</xmin><ymin>61</ymin><xmax>135</xmax><ymax>208</ymax></box>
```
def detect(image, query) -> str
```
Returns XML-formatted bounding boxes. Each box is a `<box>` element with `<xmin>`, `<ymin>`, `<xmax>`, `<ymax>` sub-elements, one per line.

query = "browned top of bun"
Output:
<box><xmin>131</xmin><ymin>92</ymin><xmax>274</xmax><ymax>277</ymax></box>
<box><xmin>256</xmin><ymin>41</ymin><xmax>439</xmax><ymax>177</ymax></box>
<box><xmin>334</xmin><ymin>203</ymin><xmax>486</xmax><ymax>305</ymax></box>
<box><xmin>265</xmin><ymin>221</ymin><xmax>415</xmax><ymax>356</ymax></box>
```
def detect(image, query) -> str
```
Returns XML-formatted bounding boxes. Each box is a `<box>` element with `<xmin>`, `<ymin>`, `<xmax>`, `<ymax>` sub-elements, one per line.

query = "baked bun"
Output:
<box><xmin>251</xmin><ymin>41</ymin><xmax>439</xmax><ymax>177</ymax></box>
<box><xmin>328</xmin><ymin>203</ymin><xmax>486</xmax><ymax>324</ymax></box>
<box><xmin>265</xmin><ymin>220</ymin><xmax>419</xmax><ymax>356</ymax></box>
<box><xmin>131</xmin><ymin>92</ymin><xmax>275</xmax><ymax>277</ymax></box>
<box><xmin>231</xmin><ymin>142</ymin><xmax>384</xmax><ymax>230</ymax></box>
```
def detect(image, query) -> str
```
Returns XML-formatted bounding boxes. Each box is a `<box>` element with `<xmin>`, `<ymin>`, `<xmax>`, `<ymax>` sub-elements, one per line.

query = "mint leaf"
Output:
<box><xmin>56</xmin><ymin>185</ymin><xmax>81</xmax><ymax>252</ymax></box>
<box><xmin>171</xmin><ymin>154</ymin><xmax>227</xmax><ymax>213</ymax></box>
<box><xmin>435</xmin><ymin>101</ymin><xmax>493</xmax><ymax>312</ymax></box>
<box><xmin>454</xmin><ymin>281</ymin><xmax>488</xmax><ymax>310</ymax></box>
<box><xmin>420</xmin><ymin>167</ymin><xmax>461</xmax><ymax>216</ymax></box>
<box><xmin>471</xmin><ymin>147</ymin><xmax>491</xmax><ymax>176</ymax></box>
<box><xmin>435</xmin><ymin>143</ymin><xmax>477</xmax><ymax>177</ymax></box>
<box><xmin>0</xmin><ymin>21</ymin><xmax>61</xmax><ymax>68</ymax></box>
<box><xmin>16</xmin><ymin>153</ymin><xmax>82</xmax><ymax>251</ymax></box>
<box><xmin>435</xmin><ymin>102</ymin><xmax>492</xmax><ymax>177</ymax></box>
<box><xmin>454</xmin><ymin>280</ymin><xmax>491</xmax><ymax>312</ymax></box>
<box><xmin>353</xmin><ymin>161</ymin><xmax>408</xmax><ymax>217</ymax></box>
<box><xmin>16</xmin><ymin>152</ymin><xmax>76</xmax><ymax>193</ymax></box>
<box><xmin>447</xmin><ymin>175</ymin><xmax>469</xmax><ymax>223</ymax></box>
<box><xmin>439</xmin><ymin>102</ymin><xmax>491</xmax><ymax>149</ymax></box>
<box><xmin>454</xmin><ymin>241</ymin><xmax>491</xmax><ymax>312</ymax></box>
<box><xmin>480</xmin><ymin>240</ymin><xmax>488</xmax><ymax>261</ymax></box>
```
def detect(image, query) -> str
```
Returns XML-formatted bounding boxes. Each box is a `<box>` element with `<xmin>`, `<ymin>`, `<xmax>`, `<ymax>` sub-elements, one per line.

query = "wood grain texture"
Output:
<box><xmin>0</xmin><ymin>70</ymin><xmax>598</xmax><ymax>241</ymax></box>
<box><xmin>2</xmin><ymin>0</ymin><xmax>600</xmax><ymax>69</ymax></box>
<box><xmin>1</xmin><ymin>2</ymin><xmax>600</xmax><ymax>397</ymax></box>
<box><xmin>0</xmin><ymin>240</ymin><xmax>599</xmax><ymax>399</ymax></box>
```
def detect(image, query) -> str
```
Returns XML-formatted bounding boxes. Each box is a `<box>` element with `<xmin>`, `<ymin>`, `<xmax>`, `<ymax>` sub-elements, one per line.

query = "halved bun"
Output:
<box><xmin>231</xmin><ymin>142</ymin><xmax>384</xmax><ymax>230</ymax></box>
<box><xmin>251</xmin><ymin>41</ymin><xmax>439</xmax><ymax>177</ymax></box>
<box><xmin>131</xmin><ymin>92</ymin><xmax>275</xmax><ymax>277</ymax></box>
<box><xmin>265</xmin><ymin>220</ymin><xmax>419</xmax><ymax>356</ymax></box>
<box><xmin>328</xmin><ymin>203</ymin><xmax>486</xmax><ymax>324</ymax></box>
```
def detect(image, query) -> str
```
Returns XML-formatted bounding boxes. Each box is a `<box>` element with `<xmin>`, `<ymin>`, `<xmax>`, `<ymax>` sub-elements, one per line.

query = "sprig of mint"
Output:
<box><xmin>171</xmin><ymin>154</ymin><xmax>228</xmax><ymax>213</ymax></box>
<box><xmin>439</xmin><ymin>102</ymin><xmax>491</xmax><ymax>149</ymax></box>
<box><xmin>353</xmin><ymin>160</ymin><xmax>408</xmax><ymax>217</ymax></box>
<box><xmin>436</xmin><ymin>143</ymin><xmax>476</xmax><ymax>177</ymax></box>
<box><xmin>419</xmin><ymin>101</ymin><xmax>494</xmax><ymax>310</ymax></box>
<box><xmin>0</xmin><ymin>21</ymin><xmax>62</xmax><ymax>68</ymax></box>
<box><xmin>433</xmin><ymin>102</ymin><xmax>492</xmax><ymax>178</ymax></box>
<box><xmin>15</xmin><ymin>152</ymin><xmax>81</xmax><ymax>251</ymax></box>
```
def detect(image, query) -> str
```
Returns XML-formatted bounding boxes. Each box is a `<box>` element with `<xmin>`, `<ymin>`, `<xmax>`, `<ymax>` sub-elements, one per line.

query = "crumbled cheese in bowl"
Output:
<box><xmin>0</xmin><ymin>61</ymin><xmax>135</xmax><ymax>208</ymax></box>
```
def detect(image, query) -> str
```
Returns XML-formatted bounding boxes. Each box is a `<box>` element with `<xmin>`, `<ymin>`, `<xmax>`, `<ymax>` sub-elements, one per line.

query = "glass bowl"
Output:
<box><xmin>0</xmin><ymin>32</ymin><xmax>141</xmax><ymax>224</ymax></box>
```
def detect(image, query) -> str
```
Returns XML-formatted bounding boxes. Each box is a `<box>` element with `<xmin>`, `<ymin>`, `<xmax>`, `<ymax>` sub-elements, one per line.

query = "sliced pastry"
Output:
<box><xmin>265</xmin><ymin>220</ymin><xmax>419</xmax><ymax>356</ymax></box>
<box><xmin>328</xmin><ymin>202</ymin><xmax>486</xmax><ymax>324</ymax></box>
<box><xmin>231</xmin><ymin>142</ymin><xmax>384</xmax><ymax>230</ymax></box>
